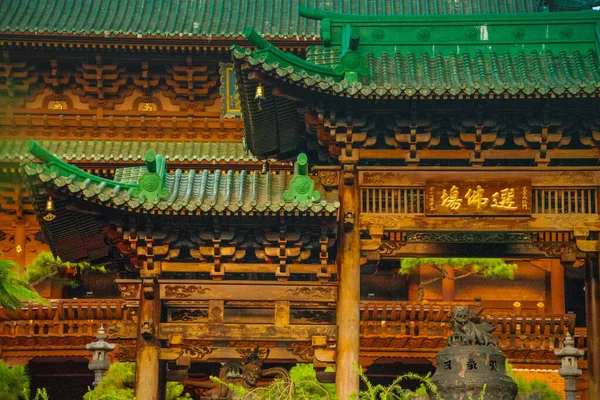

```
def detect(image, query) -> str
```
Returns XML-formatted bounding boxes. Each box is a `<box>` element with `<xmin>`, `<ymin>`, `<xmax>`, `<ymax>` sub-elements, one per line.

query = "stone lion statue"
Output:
<box><xmin>448</xmin><ymin>306</ymin><xmax>498</xmax><ymax>347</ymax></box>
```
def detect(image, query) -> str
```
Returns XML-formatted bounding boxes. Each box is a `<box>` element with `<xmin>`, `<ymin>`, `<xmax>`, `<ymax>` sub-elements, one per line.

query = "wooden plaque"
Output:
<box><xmin>425</xmin><ymin>179</ymin><xmax>532</xmax><ymax>216</ymax></box>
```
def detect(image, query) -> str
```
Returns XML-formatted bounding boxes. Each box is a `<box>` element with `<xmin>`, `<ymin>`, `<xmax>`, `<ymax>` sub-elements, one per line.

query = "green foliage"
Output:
<box><xmin>0</xmin><ymin>259</ymin><xmax>47</xmax><ymax>311</ymax></box>
<box><xmin>351</xmin><ymin>363</ymin><xmax>442</xmax><ymax>400</ymax></box>
<box><xmin>84</xmin><ymin>362</ymin><xmax>191</xmax><ymax>400</ymax></box>
<box><xmin>25</xmin><ymin>252</ymin><xmax>106</xmax><ymax>287</ymax></box>
<box><xmin>289</xmin><ymin>363</ymin><xmax>337</xmax><ymax>400</ymax></box>
<box><xmin>210</xmin><ymin>363</ymin><xmax>336</xmax><ymax>400</ymax></box>
<box><xmin>506</xmin><ymin>361</ymin><xmax>561</xmax><ymax>400</ymax></box>
<box><xmin>32</xmin><ymin>388</ymin><xmax>49</xmax><ymax>400</ymax></box>
<box><xmin>399</xmin><ymin>258</ymin><xmax>517</xmax><ymax>279</ymax></box>
<box><xmin>399</xmin><ymin>258</ymin><xmax>517</xmax><ymax>301</ymax></box>
<box><xmin>0</xmin><ymin>360</ymin><xmax>30</xmax><ymax>400</ymax></box>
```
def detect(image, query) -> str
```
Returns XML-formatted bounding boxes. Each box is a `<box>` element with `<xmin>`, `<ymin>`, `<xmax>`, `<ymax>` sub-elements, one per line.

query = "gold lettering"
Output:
<box><xmin>142</xmin><ymin>102</ymin><xmax>153</xmax><ymax>112</ymax></box>
<box><xmin>491</xmin><ymin>188</ymin><xmax>518</xmax><ymax>210</ymax></box>
<box><xmin>464</xmin><ymin>185</ymin><xmax>489</xmax><ymax>210</ymax></box>
<box><xmin>441</xmin><ymin>185</ymin><xmax>462</xmax><ymax>210</ymax></box>
<box><xmin>52</xmin><ymin>101</ymin><xmax>63</xmax><ymax>110</ymax></box>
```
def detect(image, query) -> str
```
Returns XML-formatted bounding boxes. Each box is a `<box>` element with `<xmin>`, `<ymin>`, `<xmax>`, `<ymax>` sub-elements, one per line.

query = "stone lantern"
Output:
<box><xmin>554</xmin><ymin>333</ymin><xmax>584</xmax><ymax>400</ymax></box>
<box><xmin>87</xmin><ymin>325</ymin><xmax>116</xmax><ymax>387</ymax></box>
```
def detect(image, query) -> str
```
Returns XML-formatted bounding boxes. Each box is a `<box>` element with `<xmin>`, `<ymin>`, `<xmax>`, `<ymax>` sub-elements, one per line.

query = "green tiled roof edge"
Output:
<box><xmin>24</xmin><ymin>141</ymin><xmax>340</xmax><ymax>215</ymax></box>
<box><xmin>0</xmin><ymin>0</ymin><xmax>542</xmax><ymax>40</ymax></box>
<box><xmin>234</xmin><ymin>9</ymin><xmax>600</xmax><ymax>98</ymax></box>
<box><xmin>0</xmin><ymin>139</ymin><xmax>259</xmax><ymax>163</ymax></box>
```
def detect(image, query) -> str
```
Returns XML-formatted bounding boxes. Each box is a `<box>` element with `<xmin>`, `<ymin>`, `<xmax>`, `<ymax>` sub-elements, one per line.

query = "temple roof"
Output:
<box><xmin>1</xmin><ymin>139</ymin><xmax>259</xmax><ymax>164</ymax></box>
<box><xmin>235</xmin><ymin>9</ymin><xmax>600</xmax><ymax>99</ymax></box>
<box><xmin>24</xmin><ymin>142</ymin><xmax>339</xmax><ymax>215</ymax></box>
<box><xmin>234</xmin><ymin>7</ymin><xmax>600</xmax><ymax>156</ymax></box>
<box><xmin>0</xmin><ymin>0</ymin><xmax>542</xmax><ymax>40</ymax></box>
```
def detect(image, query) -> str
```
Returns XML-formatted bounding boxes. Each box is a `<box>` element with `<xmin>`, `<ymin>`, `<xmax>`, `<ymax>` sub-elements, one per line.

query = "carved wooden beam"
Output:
<box><xmin>361</xmin><ymin>214</ymin><xmax>600</xmax><ymax>232</ymax></box>
<box><xmin>160</xmin><ymin>262</ymin><xmax>338</xmax><ymax>276</ymax></box>
<box><xmin>159</xmin><ymin>281</ymin><xmax>337</xmax><ymax>302</ymax></box>
<box><xmin>159</xmin><ymin>323</ymin><xmax>337</xmax><ymax>342</ymax></box>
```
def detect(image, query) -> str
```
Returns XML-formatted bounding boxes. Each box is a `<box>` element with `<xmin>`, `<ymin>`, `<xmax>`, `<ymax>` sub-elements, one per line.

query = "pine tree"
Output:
<box><xmin>398</xmin><ymin>258</ymin><xmax>517</xmax><ymax>301</ymax></box>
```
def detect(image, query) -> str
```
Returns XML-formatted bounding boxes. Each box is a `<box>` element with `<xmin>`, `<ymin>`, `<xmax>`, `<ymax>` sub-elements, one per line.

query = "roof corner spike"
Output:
<box><xmin>145</xmin><ymin>149</ymin><xmax>157</xmax><ymax>172</ymax></box>
<box><xmin>283</xmin><ymin>153</ymin><xmax>321</xmax><ymax>205</ymax></box>
<box><xmin>243</xmin><ymin>26</ymin><xmax>271</xmax><ymax>50</ymax></box>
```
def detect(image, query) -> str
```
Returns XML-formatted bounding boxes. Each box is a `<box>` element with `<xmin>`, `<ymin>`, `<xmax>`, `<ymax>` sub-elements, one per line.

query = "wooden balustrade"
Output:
<box><xmin>0</xmin><ymin>299</ymin><xmax>126</xmax><ymax>337</ymax></box>
<box><xmin>359</xmin><ymin>301</ymin><xmax>584</xmax><ymax>351</ymax></box>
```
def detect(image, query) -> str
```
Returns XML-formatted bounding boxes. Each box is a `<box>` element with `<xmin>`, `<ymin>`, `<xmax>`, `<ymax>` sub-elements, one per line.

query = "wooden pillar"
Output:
<box><xmin>336</xmin><ymin>163</ymin><xmax>360</xmax><ymax>400</ymax></box>
<box><xmin>585</xmin><ymin>256</ymin><xmax>600</xmax><ymax>400</ymax></box>
<box><xmin>135</xmin><ymin>278</ymin><xmax>161</xmax><ymax>400</ymax></box>
<box><xmin>441</xmin><ymin>265</ymin><xmax>455</xmax><ymax>302</ymax></box>
<box><xmin>550</xmin><ymin>259</ymin><xmax>565</xmax><ymax>314</ymax></box>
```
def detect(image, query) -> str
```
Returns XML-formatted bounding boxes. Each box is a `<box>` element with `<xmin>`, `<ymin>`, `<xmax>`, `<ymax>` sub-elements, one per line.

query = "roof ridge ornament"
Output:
<box><xmin>133</xmin><ymin>150</ymin><xmax>169</xmax><ymax>203</ymax></box>
<box><xmin>283</xmin><ymin>153</ymin><xmax>321</xmax><ymax>205</ymax></box>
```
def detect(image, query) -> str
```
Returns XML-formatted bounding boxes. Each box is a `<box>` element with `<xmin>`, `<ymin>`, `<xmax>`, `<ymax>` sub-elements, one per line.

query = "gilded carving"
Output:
<box><xmin>107</xmin><ymin>321</ymin><xmax>138</xmax><ymax>339</ymax></box>
<box><xmin>534</xmin><ymin>242</ymin><xmax>577</xmax><ymax>257</ymax></box>
<box><xmin>361</xmin><ymin>172</ymin><xmax>405</xmax><ymax>186</ymax></box>
<box><xmin>164</xmin><ymin>285</ymin><xmax>212</xmax><ymax>298</ymax></box>
<box><xmin>235</xmin><ymin>347</ymin><xmax>270</xmax><ymax>359</ymax></box>
<box><xmin>285</xmin><ymin>287</ymin><xmax>334</xmax><ymax>300</ymax></box>
<box><xmin>378</xmin><ymin>242</ymin><xmax>406</xmax><ymax>256</ymax></box>
<box><xmin>185</xmin><ymin>346</ymin><xmax>217</xmax><ymax>360</ymax></box>
<box><xmin>317</xmin><ymin>171</ymin><xmax>339</xmax><ymax>188</ymax></box>
<box><xmin>170</xmin><ymin>309</ymin><xmax>208</xmax><ymax>322</ymax></box>
<box><xmin>118</xmin><ymin>284</ymin><xmax>140</xmax><ymax>300</ymax></box>
<box><xmin>286</xmin><ymin>344</ymin><xmax>314</xmax><ymax>361</ymax></box>
<box><xmin>114</xmin><ymin>344</ymin><xmax>137</xmax><ymax>362</ymax></box>
<box><xmin>290</xmin><ymin>310</ymin><xmax>334</xmax><ymax>323</ymax></box>
<box><xmin>406</xmin><ymin>232</ymin><xmax>532</xmax><ymax>243</ymax></box>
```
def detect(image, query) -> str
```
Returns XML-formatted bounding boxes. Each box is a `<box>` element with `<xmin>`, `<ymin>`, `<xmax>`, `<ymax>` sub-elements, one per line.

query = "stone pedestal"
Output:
<box><xmin>431</xmin><ymin>346</ymin><xmax>517</xmax><ymax>400</ymax></box>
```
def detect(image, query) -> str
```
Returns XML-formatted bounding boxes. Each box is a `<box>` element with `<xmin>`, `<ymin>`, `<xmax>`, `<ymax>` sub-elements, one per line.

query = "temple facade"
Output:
<box><xmin>0</xmin><ymin>1</ymin><xmax>599</xmax><ymax>399</ymax></box>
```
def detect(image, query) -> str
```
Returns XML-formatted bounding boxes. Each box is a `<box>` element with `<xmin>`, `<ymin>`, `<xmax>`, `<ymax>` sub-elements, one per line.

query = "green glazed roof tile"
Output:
<box><xmin>237</xmin><ymin>46</ymin><xmax>600</xmax><ymax>98</ymax></box>
<box><xmin>0</xmin><ymin>139</ymin><xmax>259</xmax><ymax>163</ymax></box>
<box><xmin>0</xmin><ymin>0</ymin><xmax>541</xmax><ymax>39</ymax></box>
<box><xmin>23</xmin><ymin>141</ymin><xmax>339</xmax><ymax>215</ymax></box>
<box><xmin>234</xmin><ymin>10</ymin><xmax>600</xmax><ymax>99</ymax></box>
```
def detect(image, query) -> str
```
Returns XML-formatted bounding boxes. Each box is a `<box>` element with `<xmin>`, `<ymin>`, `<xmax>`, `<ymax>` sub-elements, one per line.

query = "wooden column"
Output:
<box><xmin>550</xmin><ymin>259</ymin><xmax>565</xmax><ymax>314</ymax></box>
<box><xmin>586</xmin><ymin>256</ymin><xmax>600</xmax><ymax>400</ymax></box>
<box><xmin>336</xmin><ymin>163</ymin><xmax>360</xmax><ymax>400</ymax></box>
<box><xmin>135</xmin><ymin>278</ymin><xmax>161</xmax><ymax>400</ymax></box>
<box><xmin>441</xmin><ymin>265</ymin><xmax>455</xmax><ymax>302</ymax></box>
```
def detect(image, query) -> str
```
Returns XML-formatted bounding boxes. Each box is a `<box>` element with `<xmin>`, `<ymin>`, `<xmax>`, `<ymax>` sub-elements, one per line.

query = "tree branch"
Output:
<box><xmin>447</xmin><ymin>270</ymin><xmax>480</xmax><ymax>281</ymax></box>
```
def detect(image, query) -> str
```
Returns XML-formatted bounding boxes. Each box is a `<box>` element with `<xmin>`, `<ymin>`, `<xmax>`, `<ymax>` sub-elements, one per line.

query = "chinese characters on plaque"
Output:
<box><xmin>426</xmin><ymin>180</ymin><xmax>532</xmax><ymax>216</ymax></box>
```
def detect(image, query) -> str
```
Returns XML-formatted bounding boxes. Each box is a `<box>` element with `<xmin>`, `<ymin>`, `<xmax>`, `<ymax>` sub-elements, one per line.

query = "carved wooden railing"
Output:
<box><xmin>0</xmin><ymin>299</ymin><xmax>126</xmax><ymax>337</ymax></box>
<box><xmin>359</xmin><ymin>301</ymin><xmax>584</xmax><ymax>351</ymax></box>
<box><xmin>359</xmin><ymin>301</ymin><xmax>475</xmax><ymax>337</ymax></box>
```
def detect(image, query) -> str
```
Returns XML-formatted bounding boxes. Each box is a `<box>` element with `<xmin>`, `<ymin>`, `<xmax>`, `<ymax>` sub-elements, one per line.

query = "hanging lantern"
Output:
<box><xmin>254</xmin><ymin>83</ymin><xmax>265</xmax><ymax>100</ymax></box>
<box><xmin>46</xmin><ymin>196</ymin><xmax>54</xmax><ymax>212</ymax></box>
<box><xmin>255</xmin><ymin>83</ymin><xmax>265</xmax><ymax>111</ymax></box>
<box><xmin>43</xmin><ymin>196</ymin><xmax>56</xmax><ymax>222</ymax></box>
